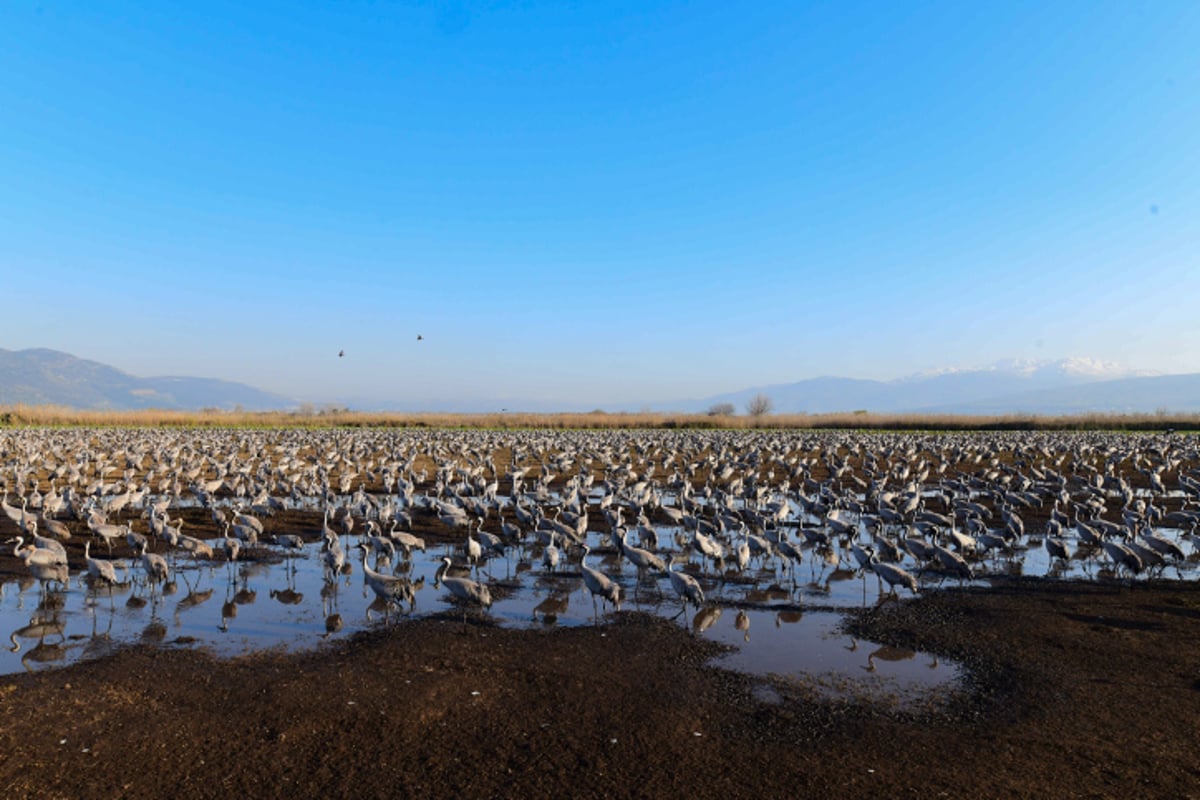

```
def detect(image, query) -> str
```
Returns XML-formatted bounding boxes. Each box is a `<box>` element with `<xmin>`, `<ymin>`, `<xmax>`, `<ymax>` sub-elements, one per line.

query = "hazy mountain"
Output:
<box><xmin>0</xmin><ymin>348</ymin><xmax>294</xmax><ymax>411</ymax></box>
<box><xmin>4</xmin><ymin>349</ymin><xmax>1194</xmax><ymax>416</ymax></box>
<box><xmin>662</xmin><ymin>359</ymin><xmax>1199</xmax><ymax>415</ymax></box>
<box><xmin>917</xmin><ymin>374</ymin><xmax>1200</xmax><ymax>416</ymax></box>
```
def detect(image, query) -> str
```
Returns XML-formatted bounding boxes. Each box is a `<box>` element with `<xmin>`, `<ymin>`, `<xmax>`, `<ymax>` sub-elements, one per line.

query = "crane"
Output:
<box><xmin>357</xmin><ymin>542</ymin><xmax>416</xmax><ymax>614</ymax></box>
<box><xmin>83</xmin><ymin>540</ymin><xmax>120</xmax><ymax>587</ymax></box>
<box><xmin>541</xmin><ymin>531</ymin><xmax>561</xmax><ymax>573</ymax></box>
<box><xmin>578</xmin><ymin>544</ymin><xmax>622</xmax><ymax>620</ymax></box>
<box><xmin>1044</xmin><ymin>535</ymin><xmax>1070</xmax><ymax>570</ymax></box>
<box><xmin>869</xmin><ymin>553</ymin><xmax>919</xmax><ymax>597</ymax></box>
<box><xmin>437</xmin><ymin>556</ymin><xmax>492</xmax><ymax>622</ymax></box>
<box><xmin>664</xmin><ymin>553</ymin><xmax>704</xmax><ymax>614</ymax></box>
<box><xmin>615</xmin><ymin>527</ymin><xmax>665</xmax><ymax>596</ymax></box>
<box><xmin>138</xmin><ymin>541</ymin><xmax>170</xmax><ymax>593</ymax></box>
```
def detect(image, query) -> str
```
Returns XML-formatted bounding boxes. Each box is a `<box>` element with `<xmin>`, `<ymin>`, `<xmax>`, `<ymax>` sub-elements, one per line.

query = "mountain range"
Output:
<box><xmin>0</xmin><ymin>348</ymin><xmax>293</xmax><ymax>411</ymax></box>
<box><xmin>2</xmin><ymin>348</ymin><xmax>1199</xmax><ymax>415</ymax></box>
<box><xmin>672</xmin><ymin>359</ymin><xmax>1200</xmax><ymax>416</ymax></box>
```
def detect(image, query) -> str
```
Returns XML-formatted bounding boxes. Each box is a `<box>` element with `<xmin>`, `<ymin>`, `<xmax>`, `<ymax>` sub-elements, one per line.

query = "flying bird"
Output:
<box><xmin>416</xmin><ymin>335</ymin><xmax>423</xmax><ymax>341</ymax></box>
<box><xmin>338</xmin><ymin>350</ymin><xmax>344</xmax><ymax>358</ymax></box>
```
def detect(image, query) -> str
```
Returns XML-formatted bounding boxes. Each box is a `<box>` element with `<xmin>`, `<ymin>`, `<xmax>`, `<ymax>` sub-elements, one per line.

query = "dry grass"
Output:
<box><xmin>0</xmin><ymin>403</ymin><xmax>1197</xmax><ymax>431</ymax></box>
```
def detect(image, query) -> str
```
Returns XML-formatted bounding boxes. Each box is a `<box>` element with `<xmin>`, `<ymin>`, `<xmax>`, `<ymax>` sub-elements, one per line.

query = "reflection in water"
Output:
<box><xmin>745</xmin><ymin>586</ymin><xmax>791</xmax><ymax>604</ymax></box>
<box><xmin>0</xmin><ymin>529</ymin><xmax>963</xmax><ymax>706</ymax></box>
<box><xmin>221</xmin><ymin>600</ymin><xmax>237</xmax><ymax>631</ymax></box>
<box><xmin>176</xmin><ymin>587</ymin><xmax>214</xmax><ymax>613</ymax></box>
<box><xmin>863</xmin><ymin>645</ymin><xmax>915</xmax><ymax>672</ymax></box>
<box><xmin>9</xmin><ymin>613</ymin><xmax>66</xmax><ymax>653</ymax></box>
<box><xmin>693</xmin><ymin>606</ymin><xmax>722</xmax><ymax>634</ymax></box>
<box><xmin>776</xmin><ymin>610</ymin><xmax>804</xmax><ymax>626</ymax></box>
<box><xmin>141</xmin><ymin>619</ymin><xmax>167</xmax><ymax>643</ymax></box>
<box><xmin>735</xmin><ymin>610</ymin><xmax>750</xmax><ymax>642</ymax></box>
<box><xmin>22</xmin><ymin>640</ymin><xmax>68</xmax><ymax>671</ymax></box>
<box><xmin>712</xmin><ymin>609</ymin><xmax>959</xmax><ymax>707</ymax></box>
<box><xmin>270</xmin><ymin>588</ymin><xmax>304</xmax><ymax>605</ymax></box>
<box><xmin>532</xmin><ymin>594</ymin><xmax>570</xmax><ymax>624</ymax></box>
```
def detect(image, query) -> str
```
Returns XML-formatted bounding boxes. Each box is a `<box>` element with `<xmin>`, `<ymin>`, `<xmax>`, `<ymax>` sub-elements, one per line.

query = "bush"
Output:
<box><xmin>707</xmin><ymin>402</ymin><xmax>736</xmax><ymax>416</ymax></box>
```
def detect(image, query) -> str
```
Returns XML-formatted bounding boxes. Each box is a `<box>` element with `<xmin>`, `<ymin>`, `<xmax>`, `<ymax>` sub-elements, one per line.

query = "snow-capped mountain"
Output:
<box><xmin>899</xmin><ymin>358</ymin><xmax>1153</xmax><ymax>382</ymax></box>
<box><xmin>665</xmin><ymin>358</ymin><xmax>1196</xmax><ymax>415</ymax></box>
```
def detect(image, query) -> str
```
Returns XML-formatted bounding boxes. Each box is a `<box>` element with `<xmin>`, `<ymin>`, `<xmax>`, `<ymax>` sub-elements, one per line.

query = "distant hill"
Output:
<box><xmin>6</xmin><ymin>349</ymin><xmax>1195</xmax><ymax>416</ymax></box>
<box><xmin>917</xmin><ymin>373</ymin><xmax>1200</xmax><ymax>416</ymax></box>
<box><xmin>655</xmin><ymin>359</ymin><xmax>1200</xmax><ymax>416</ymax></box>
<box><xmin>0</xmin><ymin>348</ymin><xmax>294</xmax><ymax>411</ymax></box>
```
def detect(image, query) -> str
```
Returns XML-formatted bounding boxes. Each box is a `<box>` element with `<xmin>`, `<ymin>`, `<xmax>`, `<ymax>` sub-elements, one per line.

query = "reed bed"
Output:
<box><xmin>0</xmin><ymin>403</ymin><xmax>1197</xmax><ymax>431</ymax></box>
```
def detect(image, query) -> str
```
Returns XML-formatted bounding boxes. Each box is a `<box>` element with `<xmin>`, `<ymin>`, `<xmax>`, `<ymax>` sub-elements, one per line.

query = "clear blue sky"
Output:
<box><xmin>2</xmin><ymin>1</ymin><xmax>1198</xmax><ymax>408</ymax></box>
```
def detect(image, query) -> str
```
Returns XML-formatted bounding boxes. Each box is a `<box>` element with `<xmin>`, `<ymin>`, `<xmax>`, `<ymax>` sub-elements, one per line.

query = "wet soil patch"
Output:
<box><xmin>1</xmin><ymin>580</ymin><xmax>1199</xmax><ymax>798</ymax></box>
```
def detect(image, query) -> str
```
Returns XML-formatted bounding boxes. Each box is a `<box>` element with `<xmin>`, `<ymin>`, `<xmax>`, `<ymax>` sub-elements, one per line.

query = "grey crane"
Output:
<box><xmin>932</xmin><ymin>543</ymin><xmax>974</xmax><ymax>582</ymax></box>
<box><xmin>869</xmin><ymin>553</ymin><xmax>920</xmax><ymax>597</ymax></box>
<box><xmin>437</xmin><ymin>556</ymin><xmax>492</xmax><ymax>622</ymax></box>
<box><xmin>222</xmin><ymin>522</ymin><xmax>241</xmax><ymax>568</ymax></box>
<box><xmin>664</xmin><ymin>553</ymin><xmax>704</xmax><ymax>614</ymax></box>
<box><xmin>357</xmin><ymin>542</ymin><xmax>416</xmax><ymax>614</ymax></box>
<box><xmin>578</xmin><ymin>544</ymin><xmax>622</xmax><ymax>619</ymax></box>
<box><xmin>83</xmin><ymin>540</ymin><xmax>120</xmax><ymax>587</ymax></box>
<box><xmin>615</xmin><ymin>527</ymin><xmax>665</xmax><ymax>595</ymax></box>
<box><xmin>387</xmin><ymin>520</ymin><xmax>426</xmax><ymax>558</ymax></box>
<box><xmin>87</xmin><ymin>514</ymin><xmax>125</xmax><ymax>555</ymax></box>
<box><xmin>1102</xmin><ymin>540</ymin><xmax>1143</xmax><ymax>577</ymax></box>
<box><xmin>138</xmin><ymin>541</ymin><xmax>170</xmax><ymax>591</ymax></box>
<box><xmin>541</xmin><ymin>531</ymin><xmax>561</xmax><ymax>573</ymax></box>
<box><xmin>11</xmin><ymin>536</ymin><xmax>66</xmax><ymax>568</ymax></box>
<box><xmin>690</xmin><ymin>529</ymin><xmax>725</xmax><ymax>574</ymax></box>
<box><xmin>1044</xmin><ymin>535</ymin><xmax>1070</xmax><ymax>570</ymax></box>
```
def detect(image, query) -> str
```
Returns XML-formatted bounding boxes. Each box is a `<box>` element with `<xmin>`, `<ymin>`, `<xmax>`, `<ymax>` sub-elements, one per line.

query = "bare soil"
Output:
<box><xmin>1</xmin><ymin>579</ymin><xmax>1199</xmax><ymax>799</ymax></box>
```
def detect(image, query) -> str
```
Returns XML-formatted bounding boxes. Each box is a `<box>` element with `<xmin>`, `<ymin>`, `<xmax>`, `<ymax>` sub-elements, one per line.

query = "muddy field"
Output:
<box><xmin>0</xmin><ymin>578</ymin><xmax>1197</xmax><ymax>798</ymax></box>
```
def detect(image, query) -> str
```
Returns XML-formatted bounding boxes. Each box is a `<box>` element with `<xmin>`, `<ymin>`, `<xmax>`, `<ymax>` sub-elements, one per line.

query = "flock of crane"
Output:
<box><xmin>1</xmin><ymin>426</ymin><xmax>1198</xmax><ymax>669</ymax></box>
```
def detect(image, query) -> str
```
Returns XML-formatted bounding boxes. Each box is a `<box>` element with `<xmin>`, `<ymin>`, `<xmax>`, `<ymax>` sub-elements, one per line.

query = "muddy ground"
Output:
<box><xmin>0</xmin><ymin>578</ymin><xmax>1198</xmax><ymax>799</ymax></box>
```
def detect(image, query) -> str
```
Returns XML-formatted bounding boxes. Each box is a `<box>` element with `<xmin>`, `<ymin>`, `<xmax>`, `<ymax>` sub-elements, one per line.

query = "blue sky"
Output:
<box><xmin>2</xmin><ymin>1</ymin><xmax>1198</xmax><ymax>407</ymax></box>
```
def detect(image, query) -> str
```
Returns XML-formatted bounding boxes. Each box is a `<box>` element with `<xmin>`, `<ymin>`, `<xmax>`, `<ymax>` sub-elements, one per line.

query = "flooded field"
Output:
<box><xmin>2</xmin><ymin>427</ymin><xmax>1198</xmax><ymax>697</ymax></box>
<box><xmin>0</xmin><ymin>515</ymin><xmax>964</xmax><ymax>709</ymax></box>
<box><xmin>4</xmin><ymin>426</ymin><xmax>1200</xmax><ymax>798</ymax></box>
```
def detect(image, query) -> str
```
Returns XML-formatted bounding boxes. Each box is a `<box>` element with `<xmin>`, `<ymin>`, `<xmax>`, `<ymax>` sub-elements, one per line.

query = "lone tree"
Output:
<box><xmin>746</xmin><ymin>393</ymin><xmax>773</xmax><ymax>417</ymax></box>
<box><xmin>707</xmin><ymin>402</ymin><xmax>736</xmax><ymax>416</ymax></box>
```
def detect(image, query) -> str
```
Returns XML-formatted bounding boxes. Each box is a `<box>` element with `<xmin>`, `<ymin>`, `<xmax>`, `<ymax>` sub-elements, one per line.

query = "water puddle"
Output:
<box><xmin>0</xmin><ymin>527</ymin><xmax>963</xmax><ymax>711</ymax></box>
<box><xmin>705</xmin><ymin>608</ymin><xmax>958</xmax><ymax>710</ymax></box>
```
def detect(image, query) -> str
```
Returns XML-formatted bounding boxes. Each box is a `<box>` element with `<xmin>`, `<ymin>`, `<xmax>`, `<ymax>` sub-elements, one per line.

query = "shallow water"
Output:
<box><xmin>0</xmin><ymin>527</ymin><xmax>960</xmax><ymax>706</ymax></box>
<box><xmin>9</xmin><ymin>503</ymin><xmax>1192</xmax><ymax>708</ymax></box>
<box><xmin>709</xmin><ymin>609</ymin><xmax>959</xmax><ymax>709</ymax></box>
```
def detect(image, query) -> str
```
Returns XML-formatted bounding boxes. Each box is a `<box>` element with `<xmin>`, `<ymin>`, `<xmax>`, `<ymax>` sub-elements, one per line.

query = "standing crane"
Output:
<box><xmin>138</xmin><ymin>541</ymin><xmax>170</xmax><ymax>594</ymax></box>
<box><xmin>869</xmin><ymin>553</ymin><xmax>920</xmax><ymax>597</ymax></box>
<box><xmin>437</xmin><ymin>557</ymin><xmax>492</xmax><ymax>622</ymax></box>
<box><xmin>357</xmin><ymin>542</ymin><xmax>416</xmax><ymax>615</ymax></box>
<box><xmin>541</xmin><ymin>531</ymin><xmax>561</xmax><ymax>573</ymax></box>
<box><xmin>664</xmin><ymin>553</ymin><xmax>704</xmax><ymax>614</ymax></box>
<box><xmin>578</xmin><ymin>544</ymin><xmax>622</xmax><ymax>620</ymax></box>
<box><xmin>615</xmin><ymin>527</ymin><xmax>665</xmax><ymax>596</ymax></box>
<box><xmin>83</xmin><ymin>540</ymin><xmax>120</xmax><ymax>587</ymax></box>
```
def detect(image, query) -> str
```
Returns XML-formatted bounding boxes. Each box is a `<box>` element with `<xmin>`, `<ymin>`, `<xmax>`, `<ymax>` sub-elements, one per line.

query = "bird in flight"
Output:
<box><xmin>338</xmin><ymin>350</ymin><xmax>344</xmax><ymax>358</ymax></box>
<box><xmin>416</xmin><ymin>335</ymin><xmax>423</xmax><ymax>341</ymax></box>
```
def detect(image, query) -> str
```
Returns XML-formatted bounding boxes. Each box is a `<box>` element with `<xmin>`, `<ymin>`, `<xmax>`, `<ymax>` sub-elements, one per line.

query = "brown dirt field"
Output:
<box><xmin>1</xmin><ymin>579</ymin><xmax>1199</xmax><ymax>799</ymax></box>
